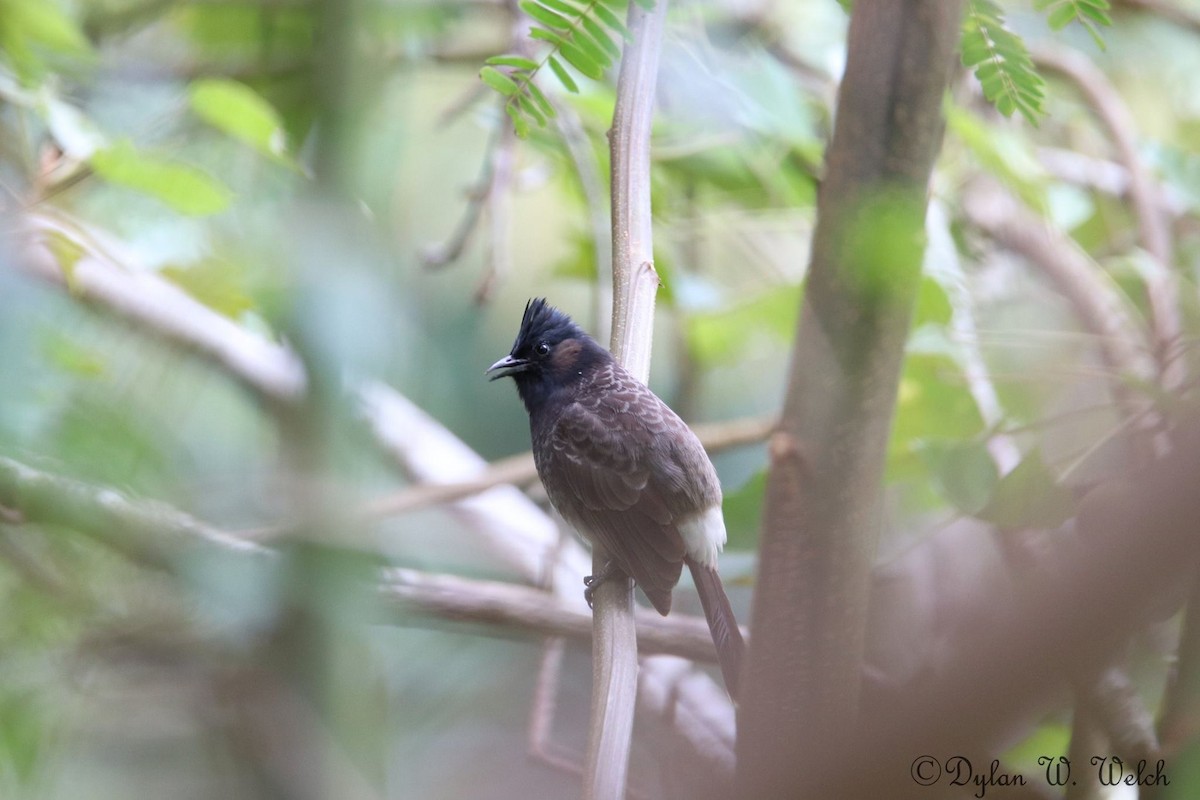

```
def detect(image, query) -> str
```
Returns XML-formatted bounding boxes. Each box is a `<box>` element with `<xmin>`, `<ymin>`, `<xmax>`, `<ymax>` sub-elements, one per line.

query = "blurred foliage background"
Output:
<box><xmin>1</xmin><ymin>0</ymin><xmax>1200</xmax><ymax>798</ymax></box>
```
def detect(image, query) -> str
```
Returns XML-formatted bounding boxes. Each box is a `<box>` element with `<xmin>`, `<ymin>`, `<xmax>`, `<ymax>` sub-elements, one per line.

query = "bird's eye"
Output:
<box><xmin>535</xmin><ymin>342</ymin><xmax>551</xmax><ymax>357</ymax></box>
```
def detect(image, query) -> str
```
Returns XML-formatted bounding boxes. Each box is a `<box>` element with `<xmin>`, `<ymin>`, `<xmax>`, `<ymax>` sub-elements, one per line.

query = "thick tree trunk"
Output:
<box><xmin>736</xmin><ymin>3</ymin><xmax>965</xmax><ymax>797</ymax></box>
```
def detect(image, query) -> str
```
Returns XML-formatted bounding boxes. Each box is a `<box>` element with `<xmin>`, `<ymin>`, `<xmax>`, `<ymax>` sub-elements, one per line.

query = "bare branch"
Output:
<box><xmin>962</xmin><ymin>179</ymin><xmax>1159</xmax><ymax>421</ymax></box>
<box><xmin>17</xmin><ymin>213</ymin><xmax>306</xmax><ymax>405</ymax></box>
<box><xmin>1032</xmin><ymin>45</ymin><xmax>1183</xmax><ymax>390</ymax></box>
<box><xmin>0</xmin><ymin>456</ymin><xmax>269</xmax><ymax>564</ymax></box>
<box><xmin>554</xmin><ymin>97</ymin><xmax>614</xmax><ymax>344</ymax></box>
<box><xmin>380</xmin><ymin>568</ymin><xmax>736</xmax><ymax>663</ymax></box>
<box><xmin>1114</xmin><ymin>0</ymin><xmax>1200</xmax><ymax>36</ymax></box>
<box><xmin>1036</xmin><ymin>147</ymin><xmax>1187</xmax><ymax>217</ymax></box>
<box><xmin>421</xmin><ymin>117</ymin><xmax>506</xmax><ymax>270</ymax></box>
<box><xmin>585</xmin><ymin>0</ymin><xmax>672</xmax><ymax>794</ymax></box>
<box><xmin>360</xmin><ymin>414</ymin><xmax>775</xmax><ymax>519</ymax></box>
<box><xmin>1077</xmin><ymin>665</ymin><xmax>1160</xmax><ymax>763</ymax></box>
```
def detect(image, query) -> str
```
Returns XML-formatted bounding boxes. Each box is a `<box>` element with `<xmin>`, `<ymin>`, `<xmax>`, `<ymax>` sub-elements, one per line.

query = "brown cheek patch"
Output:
<box><xmin>551</xmin><ymin>339</ymin><xmax>583</xmax><ymax>371</ymax></box>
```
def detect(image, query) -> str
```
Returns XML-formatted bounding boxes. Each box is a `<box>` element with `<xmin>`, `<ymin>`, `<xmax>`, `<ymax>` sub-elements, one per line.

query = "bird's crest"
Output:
<box><xmin>512</xmin><ymin>298</ymin><xmax>583</xmax><ymax>353</ymax></box>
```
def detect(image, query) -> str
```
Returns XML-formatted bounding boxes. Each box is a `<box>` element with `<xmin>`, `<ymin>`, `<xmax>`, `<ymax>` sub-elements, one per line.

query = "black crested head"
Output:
<box><xmin>486</xmin><ymin>298</ymin><xmax>611</xmax><ymax>415</ymax></box>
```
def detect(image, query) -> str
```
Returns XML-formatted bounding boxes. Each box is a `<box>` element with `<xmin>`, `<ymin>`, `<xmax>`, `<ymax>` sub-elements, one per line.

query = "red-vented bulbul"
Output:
<box><xmin>487</xmin><ymin>298</ymin><xmax>745</xmax><ymax>695</ymax></box>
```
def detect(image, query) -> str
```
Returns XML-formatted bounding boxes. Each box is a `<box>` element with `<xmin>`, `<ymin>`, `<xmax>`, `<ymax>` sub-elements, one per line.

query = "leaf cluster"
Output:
<box><xmin>480</xmin><ymin>0</ymin><xmax>650</xmax><ymax>137</ymax></box>
<box><xmin>1034</xmin><ymin>0</ymin><xmax>1113</xmax><ymax>50</ymax></box>
<box><xmin>962</xmin><ymin>0</ymin><xmax>1047</xmax><ymax>125</ymax></box>
<box><xmin>962</xmin><ymin>0</ymin><xmax>1113</xmax><ymax>124</ymax></box>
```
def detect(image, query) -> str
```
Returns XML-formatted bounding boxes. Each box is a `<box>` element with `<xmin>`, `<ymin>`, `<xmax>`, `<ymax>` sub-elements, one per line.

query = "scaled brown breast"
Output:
<box><xmin>533</xmin><ymin>361</ymin><xmax>720</xmax><ymax>614</ymax></box>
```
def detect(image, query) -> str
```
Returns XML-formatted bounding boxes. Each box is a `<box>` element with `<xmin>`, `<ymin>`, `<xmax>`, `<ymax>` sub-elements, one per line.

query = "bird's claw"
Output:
<box><xmin>582</xmin><ymin>567</ymin><xmax>611</xmax><ymax>609</ymax></box>
<box><xmin>583</xmin><ymin>573</ymin><xmax>601</xmax><ymax>609</ymax></box>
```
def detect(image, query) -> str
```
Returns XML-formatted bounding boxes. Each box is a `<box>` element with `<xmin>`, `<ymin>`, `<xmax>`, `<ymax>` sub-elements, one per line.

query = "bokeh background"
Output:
<box><xmin>2</xmin><ymin>0</ymin><xmax>1200</xmax><ymax>797</ymax></box>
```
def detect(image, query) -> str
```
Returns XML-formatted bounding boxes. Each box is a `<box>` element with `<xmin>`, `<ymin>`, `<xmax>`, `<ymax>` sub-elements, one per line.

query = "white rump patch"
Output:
<box><xmin>678</xmin><ymin>505</ymin><xmax>726</xmax><ymax>568</ymax></box>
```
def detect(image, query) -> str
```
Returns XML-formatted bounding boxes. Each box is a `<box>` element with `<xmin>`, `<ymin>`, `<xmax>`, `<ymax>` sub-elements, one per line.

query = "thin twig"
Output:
<box><xmin>359</xmin><ymin>414</ymin><xmax>774</xmax><ymax>520</ymax></box>
<box><xmin>421</xmin><ymin>113</ymin><xmax>504</xmax><ymax>270</ymax></box>
<box><xmin>1032</xmin><ymin>46</ymin><xmax>1183</xmax><ymax>391</ymax></box>
<box><xmin>1035</xmin><ymin>147</ymin><xmax>1186</xmax><ymax>217</ymax></box>
<box><xmin>962</xmin><ymin>179</ymin><xmax>1158</xmax><ymax>422</ymax></box>
<box><xmin>553</xmin><ymin>97</ymin><xmax>613</xmax><ymax>344</ymax></box>
<box><xmin>17</xmin><ymin>212</ymin><xmax>307</xmax><ymax>404</ymax></box>
<box><xmin>474</xmin><ymin>120</ymin><xmax>516</xmax><ymax>304</ymax></box>
<box><xmin>1113</xmin><ymin>0</ymin><xmax>1200</xmax><ymax>37</ymax></box>
<box><xmin>527</xmin><ymin>638</ymin><xmax>584</xmax><ymax>779</ymax></box>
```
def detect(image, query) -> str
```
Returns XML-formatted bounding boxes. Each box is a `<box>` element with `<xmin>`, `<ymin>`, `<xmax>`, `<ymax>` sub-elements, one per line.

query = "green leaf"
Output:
<box><xmin>485</xmin><ymin>55</ymin><xmax>540</xmax><ymax>71</ymax></box>
<box><xmin>633</xmin><ymin>0</ymin><xmax>655</xmax><ymax>10</ymax></box>
<box><xmin>892</xmin><ymin>355</ymin><xmax>987</xmax><ymax>447</ymax></box>
<box><xmin>1004</xmin><ymin>723</ymin><xmax>1072</xmax><ymax>769</ymax></box>
<box><xmin>525</xmin><ymin>81</ymin><xmax>557</xmax><ymax>120</ymax></box>
<box><xmin>0</xmin><ymin>0</ymin><xmax>93</xmax><ymax>81</ymax></box>
<box><xmin>42</xmin><ymin>230</ymin><xmax>86</xmax><ymax>293</ymax></box>
<box><xmin>520</xmin><ymin>0</ymin><xmax>572</xmax><ymax>30</ymax></box>
<box><xmin>688</xmin><ymin>287</ymin><xmax>801</xmax><ymax>365</ymax></box>
<box><xmin>559</xmin><ymin>38</ymin><xmax>604</xmax><ymax>80</ymax></box>
<box><xmin>160</xmin><ymin>260</ymin><xmax>256</xmax><ymax>319</ymax></box>
<box><xmin>1034</xmin><ymin>0</ymin><xmax>1111</xmax><ymax>49</ymax></box>
<box><xmin>976</xmin><ymin>450</ymin><xmax>1077</xmax><ymax>529</ymax></box>
<box><xmin>530</xmin><ymin>27</ymin><xmax>568</xmax><ymax>48</ymax></box>
<box><xmin>1047</xmin><ymin>5</ymin><xmax>1077</xmax><ymax>28</ymax></box>
<box><xmin>722</xmin><ymin>471</ymin><xmax>765</xmax><ymax>550</ymax></box>
<box><xmin>919</xmin><ymin>440</ymin><xmax>999</xmax><ymax>515</ymax></box>
<box><xmin>962</xmin><ymin>0</ymin><xmax>1046</xmax><ymax>125</ymax></box>
<box><xmin>41</xmin><ymin>330</ymin><xmax>107</xmax><ymax>378</ymax></box>
<box><xmin>539</xmin><ymin>0</ymin><xmax>583</xmax><ymax>15</ymax></box>
<box><xmin>581</xmin><ymin>16</ymin><xmax>621</xmax><ymax>60</ymax></box>
<box><xmin>90</xmin><ymin>140</ymin><xmax>232</xmax><ymax>216</ymax></box>
<box><xmin>593</xmin><ymin>4</ymin><xmax>632</xmax><ymax>41</ymax></box>
<box><xmin>571</xmin><ymin>26</ymin><xmax>613</xmax><ymax>70</ymax></box>
<box><xmin>946</xmin><ymin>100</ymin><xmax>1048</xmax><ymax>211</ymax></box>
<box><xmin>548</xmin><ymin>56</ymin><xmax>579</xmax><ymax>93</ymax></box>
<box><xmin>516</xmin><ymin>93</ymin><xmax>547</xmax><ymax>126</ymax></box>
<box><xmin>480</xmin><ymin>66</ymin><xmax>520</xmax><ymax>96</ymax></box>
<box><xmin>188</xmin><ymin>78</ymin><xmax>291</xmax><ymax>163</ymax></box>
<box><xmin>505</xmin><ymin>102</ymin><xmax>531</xmax><ymax>139</ymax></box>
<box><xmin>913</xmin><ymin>276</ymin><xmax>953</xmax><ymax>328</ymax></box>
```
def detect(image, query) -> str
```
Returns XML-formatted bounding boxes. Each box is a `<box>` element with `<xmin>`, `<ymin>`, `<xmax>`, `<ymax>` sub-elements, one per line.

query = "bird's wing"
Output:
<box><xmin>542</xmin><ymin>372</ymin><xmax>719</xmax><ymax>614</ymax></box>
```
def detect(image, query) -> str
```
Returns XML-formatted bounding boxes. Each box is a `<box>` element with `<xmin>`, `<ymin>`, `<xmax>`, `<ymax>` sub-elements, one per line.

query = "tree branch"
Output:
<box><xmin>12</xmin><ymin>197</ymin><xmax>738</xmax><ymax>779</ymax></box>
<box><xmin>962</xmin><ymin>179</ymin><xmax>1159</xmax><ymax>423</ymax></box>
<box><xmin>1114</xmin><ymin>0</ymin><xmax>1200</xmax><ymax>36</ymax></box>
<box><xmin>380</xmin><ymin>567</ymin><xmax>741</xmax><ymax>663</ymax></box>
<box><xmin>1032</xmin><ymin>45</ymin><xmax>1183</xmax><ymax>391</ymax></box>
<box><xmin>359</xmin><ymin>414</ymin><xmax>775</xmax><ymax>519</ymax></box>
<box><xmin>585</xmin><ymin>0</ymin><xmax>670</xmax><ymax>795</ymax></box>
<box><xmin>845</xmin><ymin>423</ymin><xmax>1200</xmax><ymax>797</ymax></box>
<box><xmin>18</xmin><ymin>212</ymin><xmax>306</xmax><ymax>406</ymax></box>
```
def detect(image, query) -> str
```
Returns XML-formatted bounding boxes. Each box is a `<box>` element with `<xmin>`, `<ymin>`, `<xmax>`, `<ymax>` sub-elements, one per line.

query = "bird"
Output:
<box><xmin>487</xmin><ymin>298</ymin><xmax>745</xmax><ymax>696</ymax></box>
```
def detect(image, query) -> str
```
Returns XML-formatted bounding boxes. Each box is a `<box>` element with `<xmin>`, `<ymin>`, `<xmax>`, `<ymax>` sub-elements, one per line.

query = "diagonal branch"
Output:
<box><xmin>11</xmin><ymin>201</ymin><xmax>739</xmax><ymax>776</ymax></box>
<box><xmin>962</xmin><ymin>179</ymin><xmax>1159</xmax><ymax>422</ymax></box>
<box><xmin>1032</xmin><ymin>45</ymin><xmax>1183</xmax><ymax>391</ymax></box>
<box><xmin>359</xmin><ymin>414</ymin><xmax>775</xmax><ymax>519</ymax></box>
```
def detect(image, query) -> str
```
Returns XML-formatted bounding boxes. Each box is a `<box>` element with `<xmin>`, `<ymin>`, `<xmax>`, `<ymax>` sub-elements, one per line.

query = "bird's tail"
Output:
<box><xmin>685</xmin><ymin>556</ymin><xmax>745</xmax><ymax>699</ymax></box>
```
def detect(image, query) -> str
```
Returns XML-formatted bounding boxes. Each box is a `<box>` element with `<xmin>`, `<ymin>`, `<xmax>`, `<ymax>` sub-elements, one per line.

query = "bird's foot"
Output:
<box><xmin>583</xmin><ymin>562</ymin><xmax>616</xmax><ymax>609</ymax></box>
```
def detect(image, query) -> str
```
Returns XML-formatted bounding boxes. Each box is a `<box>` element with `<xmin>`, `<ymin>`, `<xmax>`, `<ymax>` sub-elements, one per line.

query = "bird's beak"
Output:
<box><xmin>486</xmin><ymin>354</ymin><xmax>529</xmax><ymax>381</ymax></box>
